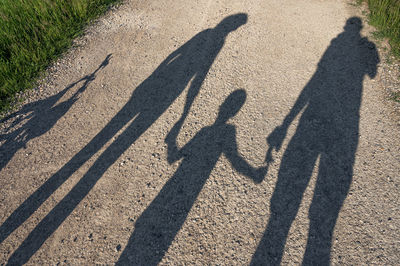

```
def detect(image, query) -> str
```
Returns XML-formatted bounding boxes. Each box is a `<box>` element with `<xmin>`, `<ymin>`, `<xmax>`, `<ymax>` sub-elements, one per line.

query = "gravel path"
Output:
<box><xmin>1</xmin><ymin>0</ymin><xmax>399</xmax><ymax>264</ymax></box>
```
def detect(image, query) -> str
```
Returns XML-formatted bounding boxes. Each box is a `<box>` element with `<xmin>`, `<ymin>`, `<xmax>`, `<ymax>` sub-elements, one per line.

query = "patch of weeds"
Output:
<box><xmin>371</xmin><ymin>30</ymin><xmax>386</xmax><ymax>40</ymax></box>
<box><xmin>390</xmin><ymin>91</ymin><xmax>400</xmax><ymax>102</ymax></box>
<box><xmin>367</xmin><ymin>0</ymin><xmax>400</xmax><ymax>57</ymax></box>
<box><xmin>349</xmin><ymin>0</ymin><xmax>364</xmax><ymax>6</ymax></box>
<box><xmin>385</xmin><ymin>55</ymin><xmax>394</xmax><ymax>65</ymax></box>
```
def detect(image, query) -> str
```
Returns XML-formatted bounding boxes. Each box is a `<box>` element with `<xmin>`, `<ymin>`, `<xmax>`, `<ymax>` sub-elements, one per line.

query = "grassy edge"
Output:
<box><xmin>363</xmin><ymin>0</ymin><xmax>400</xmax><ymax>58</ymax></box>
<box><xmin>0</xmin><ymin>0</ymin><xmax>122</xmax><ymax>115</ymax></box>
<box><xmin>352</xmin><ymin>0</ymin><xmax>400</xmax><ymax>106</ymax></box>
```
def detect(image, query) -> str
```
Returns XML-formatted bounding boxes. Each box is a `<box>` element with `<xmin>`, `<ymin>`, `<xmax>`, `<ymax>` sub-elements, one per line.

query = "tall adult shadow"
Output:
<box><xmin>0</xmin><ymin>54</ymin><xmax>111</xmax><ymax>173</ymax></box>
<box><xmin>251</xmin><ymin>17</ymin><xmax>379</xmax><ymax>265</ymax></box>
<box><xmin>117</xmin><ymin>89</ymin><xmax>266</xmax><ymax>265</ymax></box>
<box><xmin>5</xmin><ymin>14</ymin><xmax>248</xmax><ymax>264</ymax></box>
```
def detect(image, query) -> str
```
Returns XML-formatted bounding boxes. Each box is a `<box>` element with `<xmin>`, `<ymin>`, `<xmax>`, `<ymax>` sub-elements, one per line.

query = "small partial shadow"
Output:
<box><xmin>0</xmin><ymin>54</ymin><xmax>111</xmax><ymax>242</ymax></box>
<box><xmin>0</xmin><ymin>54</ymin><xmax>111</xmax><ymax>172</ymax></box>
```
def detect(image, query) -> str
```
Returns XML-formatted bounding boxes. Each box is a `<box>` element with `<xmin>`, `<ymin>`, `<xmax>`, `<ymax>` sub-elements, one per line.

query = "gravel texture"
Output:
<box><xmin>0</xmin><ymin>0</ymin><xmax>399</xmax><ymax>265</ymax></box>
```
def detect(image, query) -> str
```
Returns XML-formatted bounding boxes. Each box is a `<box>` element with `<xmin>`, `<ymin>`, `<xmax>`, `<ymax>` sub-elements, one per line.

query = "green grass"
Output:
<box><xmin>0</xmin><ymin>0</ymin><xmax>119</xmax><ymax>113</ymax></box>
<box><xmin>364</xmin><ymin>0</ymin><xmax>400</xmax><ymax>57</ymax></box>
<box><xmin>390</xmin><ymin>91</ymin><xmax>400</xmax><ymax>102</ymax></box>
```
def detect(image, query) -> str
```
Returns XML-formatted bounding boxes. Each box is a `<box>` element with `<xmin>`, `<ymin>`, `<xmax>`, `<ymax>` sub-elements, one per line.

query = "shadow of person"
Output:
<box><xmin>117</xmin><ymin>89</ymin><xmax>266</xmax><ymax>265</ymax></box>
<box><xmin>4</xmin><ymin>14</ymin><xmax>248</xmax><ymax>264</ymax></box>
<box><xmin>0</xmin><ymin>54</ymin><xmax>111</xmax><ymax>173</ymax></box>
<box><xmin>251</xmin><ymin>17</ymin><xmax>379</xmax><ymax>265</ymax></box>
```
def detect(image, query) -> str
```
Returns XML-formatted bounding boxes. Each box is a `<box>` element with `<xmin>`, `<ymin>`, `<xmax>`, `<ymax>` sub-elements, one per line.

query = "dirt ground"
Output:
<box><xmin>1</xmin><ymin>0</ymin><xmax>399</xmax><ymax>264</ymax></box>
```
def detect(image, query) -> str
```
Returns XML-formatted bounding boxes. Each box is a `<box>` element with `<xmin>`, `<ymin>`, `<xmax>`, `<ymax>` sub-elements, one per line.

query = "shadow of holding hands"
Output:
<box><xmin>4</xmin><ymin>13</ymin><xmax>249</xmax><ymax>264</ymax></box>
<box><xmin>3</xmin><ymin>13</ymin><xmax>379</xmax><ymax>266</ymax></box>
<box><xmin>117</xmin><ymin>89</ymin><xmax>266</xmax><ymax>265</ymax></box>
<box><xmin>251</xmin><ymin>17</ymin><xmax>379</xmax><ymax>265</ymax></box>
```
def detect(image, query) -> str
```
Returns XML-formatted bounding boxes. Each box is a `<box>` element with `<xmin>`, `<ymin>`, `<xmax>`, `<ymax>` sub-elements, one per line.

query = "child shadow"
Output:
<box><xmin>117</xmin><ymin>90</ymin><xmax>266</xmax><ymax>265</ymax></box>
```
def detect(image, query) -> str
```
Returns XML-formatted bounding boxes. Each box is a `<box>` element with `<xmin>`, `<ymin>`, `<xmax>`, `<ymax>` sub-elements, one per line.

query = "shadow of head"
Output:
<box><xmin>344</xmin><ymin>17</ymin><xmax>362</xmax><ymax>32</ymax></box>
<box><xmin>216</xmin><ymin>89</ymin><xmax>246</xmax><ymax>124</ymax></box>
<box><xmin>214</xmin><ymin>13</ymin><xmax>248</xmax><ymax>34</ymax></box>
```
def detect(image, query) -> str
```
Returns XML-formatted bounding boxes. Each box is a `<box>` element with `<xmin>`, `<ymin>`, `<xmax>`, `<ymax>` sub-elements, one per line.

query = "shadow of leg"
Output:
<box><xmin>251</xmin><ymin>138</ymin><xmax>318</xmax><ymax>265</ymax></box>
<box><xmin>117</xmin><ymin>162</ymin><xmax>210</xmax><ymax>265</ymax></box>
<box><xmin>6</xmin><ymin>112</ymin><xmax>153</xmax><ymax>265</ymax></box>
<box><xmin>0</xmin><ymin>102</ymin><xmax>137</xmax><ymax>245</ymax></box>
<box><xmin>302</xmin><ymin>154</ymin><xmax>352</xmax><ymax>265</ymax></box>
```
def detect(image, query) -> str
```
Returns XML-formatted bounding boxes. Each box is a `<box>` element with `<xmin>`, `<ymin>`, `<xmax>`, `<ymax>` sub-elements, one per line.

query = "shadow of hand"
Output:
<box><xmin>253</xmin><ymin>166</ymin><xmax>268</xmax><ymax>184</ymax></box>
<box><xmin>267</xmin><ymin>125</ymin><xmax>287</xmax><ymax>151</ymax></box>
<box><xmin>165</xmin><ymin>117</ymin><xmax>186</xmax><ymax>164</ymax></box>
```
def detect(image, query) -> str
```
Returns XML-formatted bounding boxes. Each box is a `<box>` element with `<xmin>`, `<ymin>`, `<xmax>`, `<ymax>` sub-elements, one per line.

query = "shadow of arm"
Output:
<box><xmin>224</xmin><ymin>127</ymin><xmax>265</xmax><ymax>183</ymax></box>
<box><xmin>267</xmin><ymin>83</ymin><xmax>310</xmax><ymax>151</ymax></box>
<box><xmin>165</xmin><ymin>119</ymin><xmax>185</xmax><ymax>164</ymax></box>
<box><xmin>364</xmin><ymin>39</ymin><xmax>379</xmax><ymax>79</ymax></box>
